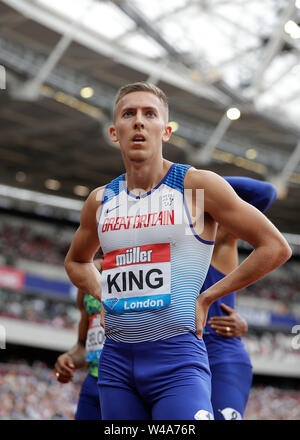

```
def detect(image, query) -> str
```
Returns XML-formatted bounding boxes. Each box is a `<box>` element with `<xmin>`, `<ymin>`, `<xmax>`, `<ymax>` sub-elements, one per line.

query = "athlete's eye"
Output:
<box><xmin>123</xmin><ymin>111</ymin><xmax>133</xmax><ymax>117</ymax></box>
<box><xmin>146</xmin><ymin>111</ymin><xmax>155</xmax><ymax>117</ymax></box>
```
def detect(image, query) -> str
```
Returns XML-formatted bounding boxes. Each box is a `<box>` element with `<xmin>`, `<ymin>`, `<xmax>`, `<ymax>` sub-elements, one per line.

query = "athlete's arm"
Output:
<box><xmin>198</xmin><ymin>170</ymin><xmax>291</xmax><ymax>295</ymax></box>
<box><xmin>55</xmin><ymin>258</ymin><xmax>103</xmax><ymax>383</ymax></box>
<box><xmin>211</xmin><ymin>177</ymin><xmax>277</xmax><ymax>274</ymax></box>
<box><xmin>204</xmin><ymin>177</ymin><xmax>276</xmax><ymax>336</ymax></box>
<box><xmin>65</xmin><ymin>187</ymin><xmax>104</xmax><ymax>301</ymax></box>
<box><xmin>54</xmin><ymin>291</ymin><xmax>88</xmax><ymax>383</ymax></box>
<box><xmin>187</xmin><ymin>169</ymin><xmax>291</xmax><ymax>334</ymax></box>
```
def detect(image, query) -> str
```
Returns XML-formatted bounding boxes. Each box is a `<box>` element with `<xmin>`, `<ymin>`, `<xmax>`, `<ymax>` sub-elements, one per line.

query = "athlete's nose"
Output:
<box><xmin>134</xmin><ymin>111</ymin><xmax>144</xmax><ymax>130</ymax></box>
<box><xmin>134</xmin><ymin>121</ymin><xmax>144</xmax><ymax>129</ymax></box>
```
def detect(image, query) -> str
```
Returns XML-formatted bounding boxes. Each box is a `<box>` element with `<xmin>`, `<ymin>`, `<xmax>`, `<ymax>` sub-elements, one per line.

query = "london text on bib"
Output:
<box><xmin>85</xmin><ymin>313</ymin><xmax>105</xmax><ymax>362</ymax></box>
<box><xmin>101</xmin><ymin>243</ymin><xmax>171</xmax><ymax>314</ymax></box>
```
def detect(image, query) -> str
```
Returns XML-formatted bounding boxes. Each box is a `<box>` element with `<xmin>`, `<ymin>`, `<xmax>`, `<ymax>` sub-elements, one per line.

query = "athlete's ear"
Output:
<box><xmin>162</xmin><ymin>124</ymin><xmax>172</xmax><ymax>143</ymax></box>
<box><xmin>109</xmin><ymin>125</ymin><xmax>119</xmax><ymax>143</ymax></box>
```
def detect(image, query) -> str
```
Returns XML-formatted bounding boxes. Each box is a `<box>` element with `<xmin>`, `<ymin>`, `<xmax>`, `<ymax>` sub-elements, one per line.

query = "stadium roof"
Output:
<box><xmin>0</xmin><ymin>0</ymin><xmax>300</xmax><ymax>235</ymax></box>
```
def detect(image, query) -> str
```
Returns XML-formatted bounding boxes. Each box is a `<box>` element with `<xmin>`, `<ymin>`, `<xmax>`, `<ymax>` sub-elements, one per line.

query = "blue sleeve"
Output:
<box><xmin>223</xmin><ymin>176</ymin><xmax>277</xmax><ymax>213</ymax></box>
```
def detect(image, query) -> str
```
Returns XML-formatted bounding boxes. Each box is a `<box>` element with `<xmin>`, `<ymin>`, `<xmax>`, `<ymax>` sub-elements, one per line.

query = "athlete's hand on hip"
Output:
<box><xmin>195</xmin><ymin>293</ymin><xmax>211</xmax><ymax>339</ymax></box>
<box><xmin>54</xmin><ymin>353</ymin><xmax>75</xmax><ymax>383</ymax></box>
<box><xmin>208</xmin><ymin>303</ymin><xmax>248</xmax><ymax>337</ymax></box>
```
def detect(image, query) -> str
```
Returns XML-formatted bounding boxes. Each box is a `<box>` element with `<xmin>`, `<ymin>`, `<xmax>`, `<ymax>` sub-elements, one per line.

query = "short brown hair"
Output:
<box><xmin>114</xmin><ymin>81</ymin><xmax>168</xmax><ymax>116</ymax></box>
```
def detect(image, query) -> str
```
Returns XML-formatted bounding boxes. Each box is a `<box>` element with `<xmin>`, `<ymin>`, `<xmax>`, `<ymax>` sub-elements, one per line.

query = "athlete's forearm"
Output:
<box><xmin>65</xmin><ymin>260</ymin><xmax>101</xmax><ymax>301</ymax></box>
<box><xmin>200</xmin><ymin>241</ymin><xmax>290</xmax><ymax>305</ymax></box>
<box><xmin>67</xmin><ymin>343</ymin><xmax>87</xmax><ymax>369</ymax></box>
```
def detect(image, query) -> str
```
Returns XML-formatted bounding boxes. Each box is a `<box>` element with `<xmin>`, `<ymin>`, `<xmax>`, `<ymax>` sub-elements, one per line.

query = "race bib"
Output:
<box><xmin>101</xmin><ymin>243</ymin><xmax>171</xmax><ymax>314</ymax></box>
<box><xmin>85</xmin><ymin>313</ymin><xmax>105</xmax><ymax>362</ymax></box>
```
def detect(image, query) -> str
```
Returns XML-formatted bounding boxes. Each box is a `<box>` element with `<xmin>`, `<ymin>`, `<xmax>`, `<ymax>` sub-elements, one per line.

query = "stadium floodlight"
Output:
<box><xmin>284</xmin><ymin>20</ymin><xmax>300</xmax><ymax>39</ymax></box>
<box><xmin>80</xmin><ymin>86</ymin><xmax>94</xmax><ymax>99</ymax></box>
<box><xmin>169</xmin><ymin>121</ymin><xmax>179</xmax><ymax>133</ymax></box>
<box><xmin>15</xmin><ymin>172</ymin><xmax>27</xmax><ymax>183</ymax></box>
<box><xmin>45</xmin><ymin>179</ymin><xmax>61</xmax><ymax>191</ymax></box>
<box><xmin>74</xmin><ymin>185</ymin><xmax>89</xmax><ymax>197</ymax></box>
<box><xmin>226</xmin><ymin>107</ymin><xmax>241</xmax><ymax>121</ymax></box>
<box><xmin>245</xmin><ymin>149</ymin><xmax>257</xmax><ymax>160</ymax></box>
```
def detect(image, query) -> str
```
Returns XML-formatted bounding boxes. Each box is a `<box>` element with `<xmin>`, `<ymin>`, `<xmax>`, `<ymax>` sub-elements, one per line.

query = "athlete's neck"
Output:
<box><xmin>125</xmin><ymin>159</ymin><xmax>172</xmax><ymax>194</ymax></box>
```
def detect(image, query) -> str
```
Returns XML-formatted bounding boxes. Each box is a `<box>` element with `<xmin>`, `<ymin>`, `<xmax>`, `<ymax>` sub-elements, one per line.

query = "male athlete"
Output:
<box><xmin>202</xmin><ymin>177</ymin><xmax>277</xmax><ymax>420</ymax></box>
<box><xmin>65</xmin><ymin>82</ymin><xmax>291</xmax><ymax>420</ymax></box>
<box><xmin>54</xmin><ymin>258</ymin><xmax>104</xmax><ymax>420</ymax></box>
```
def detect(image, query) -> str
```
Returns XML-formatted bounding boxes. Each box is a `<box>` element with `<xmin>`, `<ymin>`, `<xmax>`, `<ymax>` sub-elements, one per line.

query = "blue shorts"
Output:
<box><xmin>98</xmin><ymin>332</ymin><xmax>214</xmax><ymax>420</ymax></box>
<box><xmin>210</xmin><ymin>362</ymin><xmax>252</xmax><ymax>420</ymax></box>
<box><xmin>75</xmin><ymin>374</ymin><xmax>101</xmax><ymax>420</ymax></box>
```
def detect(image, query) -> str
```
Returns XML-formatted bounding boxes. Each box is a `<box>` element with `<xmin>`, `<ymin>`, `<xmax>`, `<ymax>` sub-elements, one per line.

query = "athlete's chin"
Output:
<box><xmin>127</xmin><ymin>151</ymin><xmax>149</xmax><ymax>163</ymax></box>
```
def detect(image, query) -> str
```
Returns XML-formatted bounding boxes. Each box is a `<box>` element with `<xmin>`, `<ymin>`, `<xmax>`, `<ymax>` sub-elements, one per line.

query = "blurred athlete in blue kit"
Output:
<box><xmin>201</xmin><ymin>177</ymin><xmax>277</xmax><ymax>420</ymax></box>
<box><xmin>54</xmin><ymin>258</ymin><xmax>104</xmax><ymax>420</ymax></box>
<box><xmin>64</xmin><ymin>81</ymin><xmax>291</xmax><ymax>420</ymax></box>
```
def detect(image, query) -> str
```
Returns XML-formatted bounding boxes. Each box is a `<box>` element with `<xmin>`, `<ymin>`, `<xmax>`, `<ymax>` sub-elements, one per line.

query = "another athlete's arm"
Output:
<box><xmin>54</xmin><ymin>291</ymin><xmax>88</xmax><ymax>383</ymax></box>
<box><xmin>223</xmin><ymin>176</ymin><xmax>277</xmax><ymax>213</ymax></box>
<box><xmin>65</xmin><ymin>187</ymin><xmax>104</xmax><ymax>301</ymax></box>
<box><xmin>188</xmin><ymin>170</ymin><xmax>291</xmax><ymax>336</ymax></box>
<box><xmin>55</xmin><ymin>259</ymin><xmax>103</xmax><ymax>383</ymax></box>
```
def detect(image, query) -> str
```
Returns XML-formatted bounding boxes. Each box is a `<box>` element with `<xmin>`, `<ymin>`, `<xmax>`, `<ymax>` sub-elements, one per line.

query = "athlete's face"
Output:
<box><xmin>109</xmin><ymin>91</ymin><xmax>172</xmax><ymax>164</ymax></box>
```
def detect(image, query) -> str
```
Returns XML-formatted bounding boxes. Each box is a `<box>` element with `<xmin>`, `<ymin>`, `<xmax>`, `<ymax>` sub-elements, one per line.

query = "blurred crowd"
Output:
<box><xmin>1</xmin><ymin>282</ymin><xmax>299</xmax><ymax>364</ymax></box>
<box><xmin>245</xmin><ymin>386</ymin><xmax>300</xmax><ymax>420</ymax></box>
<box><xmin>1</xmin><ymin>214</ymin><xmax>299</xmax><ymax>306</ymax></box>
<box><xmin>0</xmin><ymin>288</ymin><xmax>79</xmax><ymax>330</ymax></box>
<box><xmin>0</xmin><ymin>216</ymin><xmax>72</xmax><ymax>266</ymax></box>
<box><xmin>0</xmin><ymin>215</ymin><xmax>300</xmax><ymax>304</ymax></box>
<box><xmin>246</xmin><ymin>278</ymin><xmax>299</xmax><ymax>304</ymax></box>
<box><xmin>237</xmin><ymin>255</ymin><xmax>300</xmax><ymax>319</ymax></box>
<box><xmin>1</xmin><ymin>214</ymin><xmax>299</xmax><ymax>308</ymax></box>
<box><xmin>242</xmin><ymin>331</ymin><xmax>300</xmax><ymax>364</ymax></box>
<box><xmin>1</xmin><ymin>288</ymin><xmax>299</xmax><ymax>365</ymax></box>
<box><xmin>1</xmin><ymin>360</ymin><xmax>299</xmax><ymax>420</ymax></box>
<box><xmin>0</xmin><ymin>361</ymin><xmax>85</xmax><ymax>420</ymax></box>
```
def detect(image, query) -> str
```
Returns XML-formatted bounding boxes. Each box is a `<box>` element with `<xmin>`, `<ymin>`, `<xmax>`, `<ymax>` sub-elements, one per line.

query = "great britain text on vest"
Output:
<box><xmin>101</xmin><ymin>209</ymin><xmax>175</xmax><ymax>232</ymax></box>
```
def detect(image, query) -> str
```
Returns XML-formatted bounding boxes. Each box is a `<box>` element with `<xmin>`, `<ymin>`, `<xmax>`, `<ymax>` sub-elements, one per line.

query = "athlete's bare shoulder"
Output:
<box><xmin>85</xmin><ymin>184</ymin><xmax>106</xmax><ymax>207</ymax></box>
<box><xmin>184</xmin><ymin>167</ymin><xmax>224</xmax><ymax>190</ymax></box>
<box><xmin>87</xmin><ymin>185</ymin><xmax>106</xmax><ymax>205</ymax></box>
<box><xmin>79</xmin><ymin>185</ymin><xmax>106</xmax><ymax>228</ymax></box>
<box><xmin>184</xmin><ymin>167</ymin><xmax>238</xmax><ymax>220</ymax></box>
